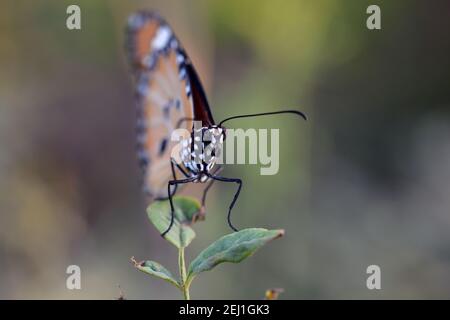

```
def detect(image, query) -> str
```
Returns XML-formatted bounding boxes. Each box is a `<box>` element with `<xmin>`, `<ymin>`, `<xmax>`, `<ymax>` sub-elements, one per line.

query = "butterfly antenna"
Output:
<box><xmin>218</xmin><ymin>110</ymin><xmax>307</xmax><ymax>127</ymax></box>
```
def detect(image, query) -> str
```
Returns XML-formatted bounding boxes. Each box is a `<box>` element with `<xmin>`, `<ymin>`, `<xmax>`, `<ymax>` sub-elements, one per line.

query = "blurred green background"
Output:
<box><xmin>1</xmin><ymin>0</ymin><xmax>450</xmax><ymax>299</ymax></box>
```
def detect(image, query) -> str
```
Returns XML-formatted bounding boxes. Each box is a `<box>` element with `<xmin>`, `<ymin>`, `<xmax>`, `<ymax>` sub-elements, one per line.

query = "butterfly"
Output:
<box><xmin>125</xmin><ymin>11</ymin><xmax>306</xmax><ymax>237</ymax></box>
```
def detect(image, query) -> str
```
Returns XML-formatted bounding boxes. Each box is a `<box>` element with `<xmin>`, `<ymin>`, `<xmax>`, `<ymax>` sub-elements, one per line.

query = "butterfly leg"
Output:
<box><xmin>171</xmin><ymin>157</ymin><xmax>190</xmax><ymax>178</ymax></box>
<box><xmin>161</xmin><ymin>176</ymin><xmax>197</xmax><ymax>237</ymax></box>
<box><xmin>168</xmin><ymin>158</ymin><xmax>190</xmax><ymax>197</ymax></box>
<box><xmin>197</xmin><ymin>166</ymin><xmax>223</xmax><ymax>221</ymax></box>
<box><xmin>206</xmin><ymin>173</ymin><xmax>242</xmax><ymax>232</ymax></box>
<box><xmin>202</xmin><ymin>166</ymin><xmax>223</xmax><ymax>206</ymax></box>
<box><xmin>155</xmin><ymin>159</ymin><xmax>190</xmax><ymax>201</ymax></box>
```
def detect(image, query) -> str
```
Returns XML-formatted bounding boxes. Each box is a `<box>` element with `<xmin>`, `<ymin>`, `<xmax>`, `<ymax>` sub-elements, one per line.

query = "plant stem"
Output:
<box><xmin>178</xmin><ymin>248</ymin><xmax>190</xmax><ymax>300</ymax></box>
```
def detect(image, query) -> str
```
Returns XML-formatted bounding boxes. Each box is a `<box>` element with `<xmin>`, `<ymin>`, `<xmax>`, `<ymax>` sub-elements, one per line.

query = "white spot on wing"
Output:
<box><xmin>143</xmin><ymin>54</ymin><xmax>156</xmax><ymax>69</ymax></box>
<box><xmin>179</xmin><ymin>67</ymin><xmax>186</xmax><ymax>80</ymax></box>
<box><xmin>176</xmin><ymin>53</ymin><xmax>185</xmax><ymax>64</ymax></box>
<box><xmin>152</xmin><ymin>26</ymin><xmax>172</xmax><ymax>50</ymax></box>
<box><xmin>128</xmin><ymin>14</ymin><xmax>144</xmax><ymax>29</ymax></box>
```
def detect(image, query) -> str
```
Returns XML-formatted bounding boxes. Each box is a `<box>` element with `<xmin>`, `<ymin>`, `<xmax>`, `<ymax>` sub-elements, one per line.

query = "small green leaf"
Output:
<box><xmin>132</xmin><ymin>258</ymin><xmax>179</xmax><ymax>288</ymax></box>
<box><xmin>187</xmin><ymin>228</ymin><xmax>284</xmax><ymax>282</ymax></box>
<box><xmin>147</xmin><ymin>196</ymin><xmax>200</xmax><ymax>248</ymax></box>
<box><xmin>171</xmin><ymin>196</ymin><xmax>203</xmax><ymax>222</ymax></box>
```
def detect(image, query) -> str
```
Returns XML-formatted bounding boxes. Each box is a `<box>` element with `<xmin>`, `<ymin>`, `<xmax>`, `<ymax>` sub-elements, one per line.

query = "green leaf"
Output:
<box><xmin>133</xmin><ymin>259</ymin><xmax>179</xmax><ymax>288</ymax></box>
<box><xmin>187</xmin><ymin>228</ymin><xmax>284</xmax><ymax>282</ymax></box>
<box><xmin>147</xmin><ymin>196</ymin><xmax>200</xmax><ymax>248</ymax></box>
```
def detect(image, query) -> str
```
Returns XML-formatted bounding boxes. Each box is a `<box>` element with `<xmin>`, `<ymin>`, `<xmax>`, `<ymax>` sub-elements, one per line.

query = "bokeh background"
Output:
<box><xmin>1</xmin><ymin>0</ymin><xmax>450</xmax><ymax>299</ymax></box>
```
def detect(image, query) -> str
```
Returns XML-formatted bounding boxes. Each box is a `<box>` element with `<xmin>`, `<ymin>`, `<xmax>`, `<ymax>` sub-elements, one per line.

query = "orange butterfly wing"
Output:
<box><xmin>126</xmin><ymin>11</ymin><xmax>213</xmax><ymax>198</ymax></box>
